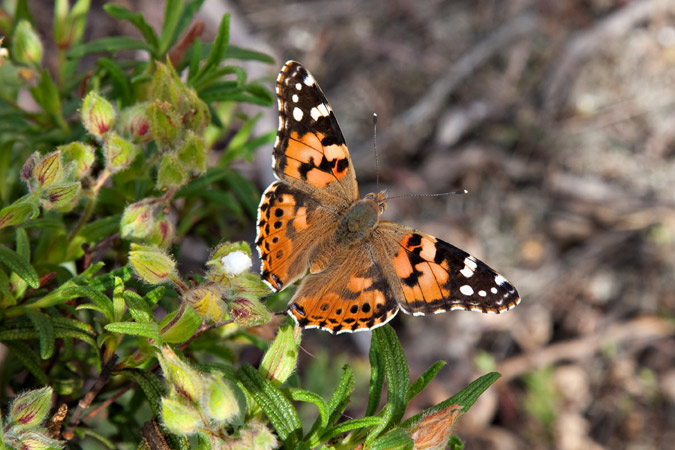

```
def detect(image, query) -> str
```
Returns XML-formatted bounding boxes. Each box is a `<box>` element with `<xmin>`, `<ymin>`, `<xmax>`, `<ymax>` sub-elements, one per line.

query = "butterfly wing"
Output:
<box><xmin>375</xmin><ymin>222</ymin><xmax>520</xmax><ymax>316</ymax></box>
<box><xmin>287</xmin><ymin>243</ymin><xmax>400</xmax><ymax>334</ymax></box>
<box><xmin>273</xmin><ymin>61</ymin><xmax>358</xmax><ymax>205</ymax></box>
<box><xmin>256</xmin><ymin>181</ymin><xmax>340</xmax><ymax>291</ymax></box>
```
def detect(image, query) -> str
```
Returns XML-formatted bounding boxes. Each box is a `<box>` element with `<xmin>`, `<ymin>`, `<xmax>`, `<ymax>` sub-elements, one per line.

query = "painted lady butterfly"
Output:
<box><xmin>256</xmin><ymin>61</ymin><xmax>520</xmax><ymax>334</ymax></box>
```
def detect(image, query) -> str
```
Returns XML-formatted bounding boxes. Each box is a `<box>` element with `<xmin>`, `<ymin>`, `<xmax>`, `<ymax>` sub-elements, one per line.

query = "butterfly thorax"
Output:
<box><xmin>334</xmin><ymin>192</ymin><xmax>386</xmax><ymax>245</ymax></box>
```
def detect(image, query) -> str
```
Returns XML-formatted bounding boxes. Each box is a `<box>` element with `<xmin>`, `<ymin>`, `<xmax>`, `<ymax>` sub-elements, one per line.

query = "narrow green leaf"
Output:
<box><xmin>52</xmin><ymin>327</ymin><xmax>97</xmax><ymax>349</ymax></box>
<box><xmin>30</xmin><ymin>70</ymin><xmax>66</xmax><ymax>129</ymax></box>
<box><xmin>368</xmin><ymin>427</ymin><xmax>414</xmax><ymax>450</ymax></box>
<box><xmin>401</xmin><ymin>372</ymin><xmax>502</xmax><ymax>429</ymax></box>
<box><xmin>327</xmin><ymin>365</ymin><xmax>354</xmax><ymax>426</ymax></box>
<box><xmin>193</xmin><ymin>13</ymin><xmax>229</xmax><ymax>83</ymax></box>
<box><xmin>4</xmin><ymin>341</ymin><xmax>49</xmax><ymax>385</ymax></box>
<box><xmin>319</xmin><ymin>417</ymin><xmax>382</xmax><ymax>443</ymax></box>
<box><xmin>15</xmin><ymin>228</ymin><xmax>30</xmax><ymax>260</ymax></box>
<box><xmin>123</xmin><ymin>290</ymin><xmax>153</xmax><ymax>323</ymax></box>
<box><xmin>224</xmin><ymin>45</ymin><xmax>275</xmax><ymax>63</ymax></box>
<box><xmin>158</xmin><ymin>0</ymin><xmax>183</xmax><ymax>55</ymax></box>
<box><xmin>112</xmin><ymin>276</ymin><xmax>125</xmax><ymax>322</ymax></box>
<box><xmin>103</xmin><ymin>4</ymin><xmax>159</xmax><ymax>49</ymax></box>
<box><xmin>78</xmin><ymin>214</ymin><xmax>121</xmax><ymax>243</ymax></box>
<box><xmin>408</xmin><ymin>361</ymin><xmax>446</xmax><ymax>402</ymax></box>
<box><xmin>144</xmin><ymin>286</ymin><xmax>166</xmax><ymax>305</ymax></box>
<box><xmin>97</xmin><ymin>58</ymin><xmax>132</xmax><ymax>104</ymax></box>
<box><xmin>105</xmin><ymin>321</ymin><xmax>160</xmax><ymax>340</ymax></box>
<box><xmin>374</xmin><ymin>325</ymin><xmax>409</xmax><ymax>425</ymax></box>
<box><xmin>289</xmin><ymin>388</ymin><xmax>329</xmax><ymax>429</ymax></box>
<box><xmin>23</xmin><ymin>309</ymin><xmax>55</xmax><ymax>359</ymax></box>
<box><xmin>237</xmin><ymin>363</ymin><xmax>302</xmax><ymax>448</ymax></box>
<box><xmin>0</xmin><ymin>244</ymin><xmax>39</xmax><ymax>288</ymax></box>
<box><xmin>366</xmin><ymin>335</ymin><xmax>384</xmax><ymax>417</ymax></box>
<box><xmin>123</xmin><ymin>369</ymin><xmax>167</xmax><ymax>417</ymax></box>
<box><xmin>61</xmin><ymin>285</ymin><xmax>113</xmax><ymax>321</ymax></box>
<box><xmin>68</xmin><ymin>36</ymin><xmax>152</xmax><ymax>58</ymax></box>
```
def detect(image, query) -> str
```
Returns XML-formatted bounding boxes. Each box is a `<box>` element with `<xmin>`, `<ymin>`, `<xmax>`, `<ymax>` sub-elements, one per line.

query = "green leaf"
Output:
<box><xmin>112</xmin><ymin>276</ymin><xmax>125</xmax><ymax>322</ymax></box>
<box><xmin>224</xmin><ymin>45</ymin><xmax>275</xmax><ymax>63</ymax></box>
<box><xmin>192</xmin><ymin>13</ymin><xmax>229</xmax><ymax>84</ymax></box>
<box><xmin>319</xmin><ymin>416</ymin><xmax>382</xmax><ymax>443</ymax></box>
<box><xmin>408</xmin><ymin>360</ymin><xmax>446</xmax><ymax>402</ymax></box>
<box><xmin>160</xmin><ymin>305</ymin><xmax>202</xmax><ymax>343</ymax></box>
<box><xmin>78</xmin><ymin>214</ymin><xmax>122</xmax><ymax>243</ymax></box>
<box><xmin>124</xmin><ymin>369</ymin><xmax>167</xmax><ymax>417</ymax></box>
<box><xmin>366</xmin><ymin>335</ymin><xmax>385</xmax><ymax>417</ymax></box>
<box><xmin>368</xmin><ymin>428</ymin><xmax>414</xmax><ymax>450</ymax></box>
<box><xmin>105</xmin><ymin>321</ymin><xmax>160</xmax><ymax>340</ymax></box>
<box><xmin>104</xmin><ymin>4</ymin><xmax>159</xmax><ymax>50</ymax></box>
<box><xmin>62</xmin><ymin>285</ymin><xmax>114</xmax><ymax>322</ymax></box>
<box><xmin>4</xmin><ymin>341</ymin><xmax>49</xmax><ymax>385</ymax></box>
<box><xmin>401</xmin><ymin>372</ymin><xmax>502</xmax><ymax>429</ymax></box>
<box><xmin>30</xmin><ymin>69</ymin><xmax>66</xmax><ymax>129</ymax></box>
<box><xmin>97</xmin><ymin>58</ymin><xmax>132</xmax><ymax>104</ymax></box>
<box><xmin>289</xmin><ymin>388</ymin><xmax>329</xmax><ymax>429</ymax></box>
<box><xmin>68</xmin><ymin>36</ymin><xmax>152</xmax><ymax>58</ymax></box>
<box><xmin>0</xmin><ymin>244</ymin><xmax>40</xmax><ymax>288</ymax></box>
<box><xmin>237</xmin><ymin>363</ymin><xmax>302</xmax><ymax>448</ymax></box>
<box><xmin>123</xmin><ymin>290</ymin><xmax>153</xmax><ymax>323</ymax></box>
<box><xmin>371</xmin><ymin>325</ymin><xmax>409</xmax><ymax>437</ymax></box>
<box><xmin>15</xmin><ymin>227</ymin><xmax>30</xmax><ymax>260</ymax></box>
<box><xmin>23</xmin><ymin>308</ymin><xmax>55</xmax><ymax>359</ymax></box>
<box><xmin>158</xmin><ymin>0</ymin><xmax>183</xmax><ymax>55</ymax></box>
<box><xmin>327</xmin><ymin>365</ymin><xmax>354</xmax><ymax>426</ymax></box>
<box><xmin>145</xmin><ymin>286</ymin><xmax>166</xmax><ymax>306</ymax></box>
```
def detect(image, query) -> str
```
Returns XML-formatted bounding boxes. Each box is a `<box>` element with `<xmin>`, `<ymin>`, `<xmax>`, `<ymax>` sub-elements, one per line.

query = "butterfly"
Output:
<box><xmin>256</xmin><ymin>61</ymin><xmax>520</xmax><ymax>334</ymax></box>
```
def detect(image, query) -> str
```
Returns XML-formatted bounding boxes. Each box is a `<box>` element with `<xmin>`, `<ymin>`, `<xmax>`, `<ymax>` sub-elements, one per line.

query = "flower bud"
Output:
<box><xmin>156</xmin><ymin>154</ymin><xmax>187</xmax><ymax>189</ymax></box>
<box><xmin>228</xmin><ymin>295</ymin><xmax>272</xmax><ymax>328</ymax></box>
<box><xmin>33</xmin><ymin>151</ymin><xmax>62</xmax><ymax>187</ymax></box>
<box><xmin>45</xmin><ymin>182</ymin><xmax>81</xmax><ymax>211</ymax></box>
<box><xmin>0</xmin><ymin>201</ymin><xmax>37</xmax><ymax>229</ymax></box>
<box><xmin>148</xmin><ymin>101</ymin><xmax>181</xmax><ymax>150</ymax></box>
<box><xmin>7</xmin><ymin>430</ymin><xmax>64</xmax><ymax>450</ymax></box>
<box><xmin>202</xmin><ymin>374</ymin><xmax>241</xmax><ymax>424</ymax></box>
<box><xmin>104</xmin><ymin>132</ymin><xmax>137</xmax><ymax>172</ymax></box>
<box><xmin>161</xmin><ymin>397</ymin><xmax>201</xmax><ymax>435</ymax></box>
<box><xmin>21</xmin><ymin>152</ymin><xmax>40</xmax><ymax>182</ymax></box>
<box><xmin>118</xmin><ymin>102</ymin><xmax>153</xmax><ymax>143</ymax></box>
<box><xmin>81</xmin><ymin>91</ymin><xmax>115</xmax><ymax>137</ymax></box>
<box><xmin>9</xmin><ymin>386</ymin><xmax>53</xmax><ymax>431</ymax></box>
<box><xmin>183</xmin><ymin>285</ymin><xmax>226</xmax><ymax>322</ymax></box>
<box><xmin>128</xmin><ymin>244</ymin><xmax>176</xmax><ymax>285</ymax></box>
<box><xmin>148</xmin><ymin>212</ymin><xmax>175</xmax><ymax>249</ymax></box>
<box><xmin>150</xmin><ymin>63</ymin><xmax>183</xmax><ymax>106</ymax></box>
<box><xmin>158</xmin><ymin>346</ymin><xmax>202</xmax><ymax>402</ymax></box>
<box><xmin>58</xmin><ymin>142</ymin><xmax>95</xmax><ymax>179</ymax></box>
<box><xmin>237</xmin><ymin>420</ymin><xmax>279</xmax><ymax>450</ymax></box>
<box><xmin>177</xmin><ymin>131</ymin><xmax>207</xmax><ymax>174</ymax></box>
<box><xmin>120</xmin><ymin>201</ymin><xmax>156</xmax><ymax>241</ymax></box>
<box><xmin>409</xmin><ymin>404</ymin><xmax>463</xmax><ymax>450</ymax></box>
<box><xmin>11</xmin><ymin>20</ymin><xmax>43</xmax><ymax>66</ymax></box>
<box><xmin>259</xmin><ymin>322</ymin><xmax>300</xmax><ymax>385</ymax></box>
<box><xmin>181</xmin><ymin>88</ymin><xmax>211</xmax><ymax>133</ymax></box>
<box><xmin>207</xmin><ymin>242</ymin><xmax>253</xmax><ymax>282</ymax></box>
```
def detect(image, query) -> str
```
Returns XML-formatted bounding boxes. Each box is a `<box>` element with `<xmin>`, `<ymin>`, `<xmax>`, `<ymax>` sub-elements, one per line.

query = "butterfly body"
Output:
<box><xmin>256</xmin><ymin>61</ymin><xmax>520</xmax><ymax>334</ymax></box>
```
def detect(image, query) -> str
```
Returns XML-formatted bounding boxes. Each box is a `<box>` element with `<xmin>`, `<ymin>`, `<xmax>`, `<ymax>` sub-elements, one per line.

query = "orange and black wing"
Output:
<box><xmin>273</xmin><ymin>61</ymin><xmax>358</xmax><ymax>205</ymax></box>
<box><xmin>377</xmin><ymin>223</ymin><xmax>520</xmax><ymax>316</ymax></box>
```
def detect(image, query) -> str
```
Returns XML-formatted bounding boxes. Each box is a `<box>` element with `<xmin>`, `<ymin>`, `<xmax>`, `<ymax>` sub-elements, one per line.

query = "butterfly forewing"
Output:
<box><xmin>273</xmin><ymin>61</ymin><xmax>358</xmax><ymax>204</ymax></box>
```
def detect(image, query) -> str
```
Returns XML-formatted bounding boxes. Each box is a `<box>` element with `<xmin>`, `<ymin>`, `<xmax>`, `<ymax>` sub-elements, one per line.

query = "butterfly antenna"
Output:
<box><xmin>386</xmin><ymin>189</ymin><xmax>468</xmax><ymax>201</ymax></box>
<box><xmin>373</xmin><ymin>113</ymin><xmax>380</xmax><ymax>192</ymax></box>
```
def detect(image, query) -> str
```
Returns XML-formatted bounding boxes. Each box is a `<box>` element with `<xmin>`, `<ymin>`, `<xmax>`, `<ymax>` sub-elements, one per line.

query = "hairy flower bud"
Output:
<box><xmin>104</xmin><ymin>132</ymin><xmax>137</xmax><ymax>172</ymax></box>
<box><xmin>58</xmin><ymin>142</ymin><xmax>95</xmax><ymax>179</ymax></box>
<box><xmin>81</xmin><ymin>91</ymin><xmax>115</xmax><ymax>137</ymax></box>
<box><xmin>161</xmin><ymin>397</ymin><xmax>201</xmax><ymax>435</ymax></box>
<box><xmin>45</xmin><ymin>182</ymin><xmax>81</xmax><ymax>211</ymax></box>
<box><xmin>118</xmin><ymin>102</ymin><xmax>152</xmax><ymax>143</ymax></box>
<box><xmin>9</xmin><ymin>386</ymin><xmax>53</xmax><ymax>431</ymax></box>
<box><xmin>128</xmin><ymin>244</ymin><xmax>176</xmax><ymax>285</ymax></box>
<box><xmin>11</xmin><ymin>20</ymin><xmax>43</xmax><ymax>66</ymax></box>
<box><xmin>158</xmin><ymin>346</ymin><xmax>203</xmax><ymax>402</ymax></box>
<box><xmin>33</xmin><ymin>151</ymin><xmax>62</xmax><ymax>187</ymax></box>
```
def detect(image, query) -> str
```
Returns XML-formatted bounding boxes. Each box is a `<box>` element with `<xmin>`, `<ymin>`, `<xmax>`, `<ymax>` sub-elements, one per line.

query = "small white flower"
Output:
<box><xmin>220</xmin><ymin>250</ymin><xmax>252</xmax><ymax>277</ymax></box>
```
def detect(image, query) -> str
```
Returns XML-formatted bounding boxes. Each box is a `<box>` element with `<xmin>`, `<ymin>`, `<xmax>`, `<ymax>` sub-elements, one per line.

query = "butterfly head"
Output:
<box><xmin>365</xmin><ymin>191</ymin><xmax>387</xmax><ymax>214</ymax></box>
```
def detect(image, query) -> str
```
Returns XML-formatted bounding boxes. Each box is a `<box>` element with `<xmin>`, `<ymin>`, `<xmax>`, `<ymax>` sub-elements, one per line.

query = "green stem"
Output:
<box><xmin>67</xmin><ymin>168</ymin><xmax>111</xmax><ymax>242</ymax></box>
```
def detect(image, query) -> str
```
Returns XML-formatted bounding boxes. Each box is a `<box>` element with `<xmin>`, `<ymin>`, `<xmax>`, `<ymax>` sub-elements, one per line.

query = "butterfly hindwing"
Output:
<box><xmin>274</xmin><ymin>61</ymin><xmax>358</xmax><ymax>204</ymax></box>
<box><xmin>376</xmin><ymin>222</ymin><xmax>520</xmax><ymax>316</ymax></box>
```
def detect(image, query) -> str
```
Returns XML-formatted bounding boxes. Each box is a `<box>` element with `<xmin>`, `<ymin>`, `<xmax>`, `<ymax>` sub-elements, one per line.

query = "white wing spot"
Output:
<box><xmin>459</xmin><ymin>285</ymin><xmax>474</xmax><ymax>296</ymax></box>
<box><xmin>464</xmin><ymin>257</ymin><xmax>478</xmax><ymax>271</ymax></box>
<box><xmin>433</xmin><ymin>309</ymin><xmax>446</xmax><ymax>314</ymax></box>
<box><xmin>295</xmin><ymin>82</ymin><xmax>302</xmax><ymax>90</ymax></box>
<box><xmin>274</xmin><ymin>136</ymin><xmax>280</xmax><ymax>147</ymax></box>
<box><xmin>460</xmin><ymin>266</ymin><xmax>473</xmax><ymax>278</ymax></box>
<box><xmin>293</xmin><ymin>107</ymin><xmax>303</xmax><ymax>122</ymax></box>
<box><xmin>495</xmin><ymin>275</ymin><xmax>506</xmax><ymax>286</ymax></box>
<box><xmin>478</xmin><ymin>290</ymin><xmax>487</xmax><ymax>297</ymax></box>
<box><xmin>292</xmin><ymin>94</ymin><xmax>299</xmax><ymax>103</ymax></box>
<box><xmin>278</xmin><ymin>116</ymin><xmax>284</xmax><ymax>130</ymax></box>
<box><xmin>304</xmin><ymin>73</ymin><xmax>316</xmax><ymax>86</ymax></box>
<box><xmin>490</xmin><ymin>287</ymin><xmax>498</xmax><ymax>294</ymax></box>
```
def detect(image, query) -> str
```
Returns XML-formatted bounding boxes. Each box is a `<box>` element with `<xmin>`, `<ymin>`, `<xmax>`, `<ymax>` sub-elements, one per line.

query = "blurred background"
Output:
<box><xmin>57</xmin><ymin>0</ymin><xmax>675</xmax><ymax>448</ymax></box>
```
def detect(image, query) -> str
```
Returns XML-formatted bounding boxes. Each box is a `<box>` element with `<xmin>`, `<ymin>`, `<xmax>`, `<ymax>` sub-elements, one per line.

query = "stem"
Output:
<box><xmin>67</xmin><ymin>169</ymin><xmax>111</xmax><ymax>242</ymax></box>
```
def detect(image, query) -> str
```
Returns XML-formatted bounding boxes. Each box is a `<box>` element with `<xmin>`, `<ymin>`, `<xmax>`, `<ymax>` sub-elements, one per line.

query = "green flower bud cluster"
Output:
<box><xmin>147</xmin><ymin>62</ymin><xmax>210</xmax><ymax>189</ymax></box>
<box><xmin>1</xmin><ymin>386</ymin><xmax>65</xmax><ymax>450</ymax></box>
<box><xmin>158</xmin><ymin>347</ymin><xmax>246</xmax><ymax>441</ymax></box>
